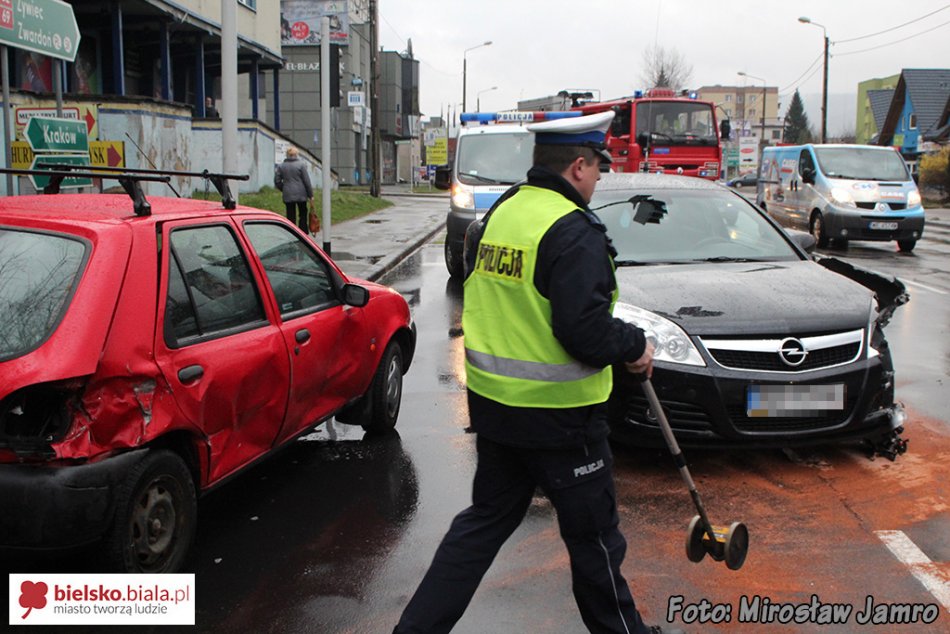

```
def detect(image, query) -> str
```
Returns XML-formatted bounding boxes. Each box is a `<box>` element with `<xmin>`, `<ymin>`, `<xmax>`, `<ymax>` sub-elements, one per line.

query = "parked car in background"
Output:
<box><xmin>591</xmin><ymin>174</ymin><xmax>908</xmax><ymax>458</ymax></box>
<box><xmin>0</xmin><ymin>184</ymin><xmax>415</xmax><ymax>572</ymax></box>
<box><xmin>757</xmin><ymin>144</ymin><xmax>925</xmax><ymax>251</ymax></box>
<box><xmin>725</xmin><ymin>172</ymin><xmax>758</xmax><ymax>189</ymax></box>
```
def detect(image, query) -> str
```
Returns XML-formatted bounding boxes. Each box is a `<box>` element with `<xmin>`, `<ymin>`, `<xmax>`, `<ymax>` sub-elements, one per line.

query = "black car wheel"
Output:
<box><xmin>445</xmin><ymin>240</ymin><xmax>462</xmax><ymax>278</ymax></box>
<box><xmin>898</xmin><ymin>239</ymin><xmax>916</xmax><ymax>252</ymax></box>
<box><xmin>106</xmin><ymin>450</ymin><xmax>196</xmax><ymax>573</ymax></box>
<box><xmin>810</xmin><ymin>211</ymin><xmax>829</xmax><ymax>248</ymax></box>
<box><xmin>363</xmin><ymin>342</ymin><xmax>404</xmax><ymax>433</ymax></box>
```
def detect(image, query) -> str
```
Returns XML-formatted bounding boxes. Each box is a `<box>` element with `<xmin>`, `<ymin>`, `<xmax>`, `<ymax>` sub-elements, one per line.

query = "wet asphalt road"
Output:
<box><xmin>3</xmin><ymin>204</ymin><xmax>949</xmax><ymax>633</ymax></box>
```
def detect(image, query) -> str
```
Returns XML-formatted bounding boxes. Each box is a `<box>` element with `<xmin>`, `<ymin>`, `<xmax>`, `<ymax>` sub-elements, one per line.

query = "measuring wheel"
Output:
<box><xmin>685</xmin><ymin>515</ymin><xmax>707</xmax><ymax>563</ymax></box>
<box><xmin>724</xmin><ymin>522</ymin><xmax>750</xmax><ymax>570</ymax></box>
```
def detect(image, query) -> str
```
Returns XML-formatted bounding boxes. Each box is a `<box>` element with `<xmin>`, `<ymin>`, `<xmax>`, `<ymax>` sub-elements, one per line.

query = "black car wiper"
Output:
<box><xmin>701</xmin><ymin>256</ymin><xmax>766</xmax><ymax>263</ymax></box>
<box><xmin>614</xmin><ymin>259</ymin><xmax>648</xmax><ymax>266</ymax></box>
<box><xmin>459</xmin><ymin>172</ymin><xmax>500</xmax><ymax>184</ymax></box>
<box><xmin>615</xmin><ymin>259</ymin><xmax>691</xmax><ymax>266</ymax></box>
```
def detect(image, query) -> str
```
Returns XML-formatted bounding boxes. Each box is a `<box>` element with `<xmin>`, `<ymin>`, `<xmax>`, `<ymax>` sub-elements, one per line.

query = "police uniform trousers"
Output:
<box><xmin>394</xmin><ymin>435</ymin><xmax>650</xmax><ymax>634</ymax></box>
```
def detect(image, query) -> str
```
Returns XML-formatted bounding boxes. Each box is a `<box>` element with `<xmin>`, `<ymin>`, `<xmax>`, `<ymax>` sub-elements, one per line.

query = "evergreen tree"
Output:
<box><xmin>783</xmin><ymin>90</ymin><xmax>812</xmax><ymax>144</ymax></box>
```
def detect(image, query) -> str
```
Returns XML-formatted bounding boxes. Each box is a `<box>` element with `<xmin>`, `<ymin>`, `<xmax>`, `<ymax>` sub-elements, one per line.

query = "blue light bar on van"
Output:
<box><xmin>459</xmin><ymin>111</ymin><xmax>582</xmax><ymax>124</ymax></box>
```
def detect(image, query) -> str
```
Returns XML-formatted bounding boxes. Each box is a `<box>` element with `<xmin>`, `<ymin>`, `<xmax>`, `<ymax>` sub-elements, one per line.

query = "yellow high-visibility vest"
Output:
<box><xmin>463</xmin><ymin>185</ymin><xmax>617</xmax><ymax>408</ymax></box>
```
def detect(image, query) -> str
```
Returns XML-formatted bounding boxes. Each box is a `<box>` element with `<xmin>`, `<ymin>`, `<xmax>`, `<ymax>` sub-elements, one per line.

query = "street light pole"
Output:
<box><xmin>738</xmin><ymin>71</ymin><xmax>767</xmax><ymax>149</ymax></box>
<box><xmin>462</xmin><ymin>41</ymin><xmax>492</xmax><ymax>113</ymax></box>
<box><xmin>799</xmin><ymin>17</ymin><xmax>828</xmax><ymax>143</ymax></box>
<box><xmin>477</xmin><ymin>86</ymin><xmax>498</xmax><ymax>112</ymax></box>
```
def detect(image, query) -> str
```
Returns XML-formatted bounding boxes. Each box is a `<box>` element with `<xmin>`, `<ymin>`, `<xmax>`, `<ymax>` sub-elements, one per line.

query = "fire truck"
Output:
<box><xmin>573</xmin><ymin>89</ymin><xmax>729</xmax><ymax>180</ymax></box>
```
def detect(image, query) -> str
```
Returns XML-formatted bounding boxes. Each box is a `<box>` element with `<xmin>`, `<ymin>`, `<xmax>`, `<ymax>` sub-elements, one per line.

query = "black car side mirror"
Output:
<box><xmin>342</xmin><ymin>283</ymin><xmax>369</xmax><ymax>307</ymax></box>
<box><xmin>801</xmin><ymin>167</ymin><xmax>816</xmax><ymax>185</ymax></box>
<box><xmin>434</xmin><ymin>165</ymin><xmax>452</xmax><ymax>190</ymax></box>
<box><xmin>787</xmin><ymin>230</ymin><xmax>817</xmax><ymax>254</ymax></box>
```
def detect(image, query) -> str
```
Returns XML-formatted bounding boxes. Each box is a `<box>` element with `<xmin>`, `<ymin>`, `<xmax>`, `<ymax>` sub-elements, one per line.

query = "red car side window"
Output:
<box><xmin>243</xmin><ymin>222</ymin><xmax>338</xmax><ymax>316</ymax></box>
<box><xmin>165</xmin><ymin>225</ymin><xmax>266</xmax><ymax>346</ymax></box>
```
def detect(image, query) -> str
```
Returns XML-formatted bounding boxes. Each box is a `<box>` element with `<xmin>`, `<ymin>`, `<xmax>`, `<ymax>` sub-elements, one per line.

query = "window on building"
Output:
<box><xmin>749</xmin><ymin>94</ymin><xmax>757</xmax><ymax>104</ymax></box>
<box><xmin>238</xmin><ymin>0</ymin><xmax>256</xmax><ymax>8</ymax></box>
<box><xmin>749</xmin><ymin>109</ymin><xmax>756</xmax><ymax>118</ymax></box>
<box><xmin>772</xmin><ymin>130</ymin><xmax>781</xmax><ymax>139</ymax></box>
<box><xmin>725</xmin><ymin>94</ymin><xmax>732</xmax><ymax>102</ymax></box>
<box><xmin>908</xmin><ymin>114</ymin><xmax>917</xmax><ymax>130</ymax></box>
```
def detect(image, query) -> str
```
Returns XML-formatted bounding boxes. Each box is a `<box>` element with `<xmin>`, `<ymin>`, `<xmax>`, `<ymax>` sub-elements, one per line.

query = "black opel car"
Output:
<box><xmin>593</xmin><ymin>174</ymin><xmax>909</xmax><ymax>457</ymax></box>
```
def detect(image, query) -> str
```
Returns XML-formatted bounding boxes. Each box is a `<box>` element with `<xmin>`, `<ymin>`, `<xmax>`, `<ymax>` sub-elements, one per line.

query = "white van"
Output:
<box><xmin>756</xmin><ymin>144</ymin><xmax>925</xmax><ymax>251</ymax></box>
<box><xmin>435</xmin><ymin>111</ymin><xmax>580</xmax><ymax>277</ymax></box>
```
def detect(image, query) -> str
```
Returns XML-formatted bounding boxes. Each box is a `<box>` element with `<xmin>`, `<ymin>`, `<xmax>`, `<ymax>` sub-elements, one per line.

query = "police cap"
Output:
<box><xmin>528</xmin><ymin>110</ymin><xmax>614</xmax><ymax>164</ymax></box>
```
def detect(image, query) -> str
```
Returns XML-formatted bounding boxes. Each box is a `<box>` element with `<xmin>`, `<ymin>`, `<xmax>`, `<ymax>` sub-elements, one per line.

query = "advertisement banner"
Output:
<box><xmin>280</xmin><ymin>1</ymin><xmax>349</xmax><ymax>46</ymax></box>
<box><xmin>9</xmin><ymin>574</ymin><xmax>195</xmax><ymax>626</ymax></box>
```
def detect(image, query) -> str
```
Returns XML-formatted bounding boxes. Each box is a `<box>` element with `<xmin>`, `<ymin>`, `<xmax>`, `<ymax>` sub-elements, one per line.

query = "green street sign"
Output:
<box><xmin>29</xmin><ymin>154</ymin><xmax>93</xmax><ymax>189</ymax></box>
<box><xmin>0</xmin><ymin>0</ymin><xmax>80</xmax><ymax>61</ymax></box>
<box><xmin>26</xmin><ymin>116</ymin><xmax>88</xmax><ymax>152</ymax></box>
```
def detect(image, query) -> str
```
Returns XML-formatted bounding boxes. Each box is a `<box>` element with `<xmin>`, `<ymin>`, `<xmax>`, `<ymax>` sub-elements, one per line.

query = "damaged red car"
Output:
<box><xmin>0</xmin><ymin>184</ymin><xmax>415</xmax><ymax>572</ymax></box>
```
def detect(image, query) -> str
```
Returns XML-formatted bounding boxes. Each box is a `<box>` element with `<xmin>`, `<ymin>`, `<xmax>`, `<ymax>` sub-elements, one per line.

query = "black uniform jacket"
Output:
<box><xmin>467</xmin><ymin>166</ymin><xmax>648</xmax><ymax>448</ymax></box>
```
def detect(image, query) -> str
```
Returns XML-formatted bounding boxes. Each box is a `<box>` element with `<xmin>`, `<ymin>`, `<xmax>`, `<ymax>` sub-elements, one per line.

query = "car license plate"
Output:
<box><xmin>868</xmin><ymin>221</ymin><xmax>899</xmax><ymax>230</ymax></box>
<box><xmin>747</xmin><ymin>384</ymin><xmax>845</xmax><ymax>417</ymax></box>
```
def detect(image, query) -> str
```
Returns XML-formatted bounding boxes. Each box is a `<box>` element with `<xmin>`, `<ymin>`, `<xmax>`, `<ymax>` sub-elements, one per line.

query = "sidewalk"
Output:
<box><xmin>319</xmin><ymin>192</ymin><xmax>447</xmax><ymax>282</ymax></box>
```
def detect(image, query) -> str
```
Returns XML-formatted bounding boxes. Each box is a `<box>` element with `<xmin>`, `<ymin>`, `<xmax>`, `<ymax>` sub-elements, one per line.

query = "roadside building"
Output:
<box><xmin>1</xmin><ymin>0</ymin><xmax>303</xmax><ymax>195</ymax></box>
<box><xmin>855</xmin><ymin>75</ymin><xmax>900</xmax><ymax>144</ymax></box>
<box><xmin>876</xmin><ymin>69</ymin><xmax>950</xmax><ymax>168</ymax></box>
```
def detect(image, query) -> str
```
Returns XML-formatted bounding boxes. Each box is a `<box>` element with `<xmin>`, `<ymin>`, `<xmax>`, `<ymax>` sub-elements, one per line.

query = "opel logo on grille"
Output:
<box><xmin>779</xmin><ymin>337</ymin><xmax>808</xmax><ymax>367</ymax></box>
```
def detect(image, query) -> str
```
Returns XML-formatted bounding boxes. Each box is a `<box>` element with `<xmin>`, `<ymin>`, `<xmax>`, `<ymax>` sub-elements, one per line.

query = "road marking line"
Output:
<box><xmin>901</xmin><ymin>279</ymin><xmax>949</xmax><ymax>295</ymax></box>
<box><xmin>875</xmin><ymin>530</ymin><xmax>950</xmax><ymax>611</ymax></box>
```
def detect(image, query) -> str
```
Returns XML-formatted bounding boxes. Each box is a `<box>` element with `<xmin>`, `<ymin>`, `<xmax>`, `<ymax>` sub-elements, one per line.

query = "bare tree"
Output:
<box><xmin>640</xmin><ymin>46</ymin><xmax>693</xmax><ymax>91</ymax></box>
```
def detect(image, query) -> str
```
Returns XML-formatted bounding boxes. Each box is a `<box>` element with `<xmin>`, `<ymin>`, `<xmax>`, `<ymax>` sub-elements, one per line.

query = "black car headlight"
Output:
<box><xmin>613</xmin><ymin>302</ymin><xmax>706</xmax><ymax>366</ymax></box>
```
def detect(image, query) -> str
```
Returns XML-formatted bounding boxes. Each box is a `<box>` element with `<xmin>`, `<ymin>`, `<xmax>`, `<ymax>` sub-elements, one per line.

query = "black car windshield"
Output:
<box><xmin>456</xmin><ymin>132</ymin><xmax>533</xmax><ymax>185</ymax></box>
<box><xmin>813</xmin><ymin>147</ymin><xmax>909</xmax><ymax>181</ymax></box>
<box><xmin>0</xmin><ymin>228</ymin><xmax>88</xmax><ymax>360</ymax></box>
<box><xmin>592</xmin><ymin>189</ymin><xmax>801</xmax><ymax>264</ymax></box>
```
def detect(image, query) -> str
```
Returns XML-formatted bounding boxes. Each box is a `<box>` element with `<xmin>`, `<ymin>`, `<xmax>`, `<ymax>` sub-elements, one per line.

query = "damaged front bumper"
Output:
<box><xmin>0</xmin><ymin>449</ymin><xmax>145</xmax><ymax>549</ymax></box>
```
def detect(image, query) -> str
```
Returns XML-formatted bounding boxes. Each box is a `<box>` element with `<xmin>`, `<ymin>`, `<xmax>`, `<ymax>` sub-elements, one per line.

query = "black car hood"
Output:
<box><xmin>614</xmin><ymin>260</ymin><xmax>873</xmax><ymax>336</ymax></box>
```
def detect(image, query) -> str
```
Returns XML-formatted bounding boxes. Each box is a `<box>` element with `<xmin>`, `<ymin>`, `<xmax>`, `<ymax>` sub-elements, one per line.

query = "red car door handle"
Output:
<box><xmin>295</xmin><ymin>329</ymin><xmax>311</xmax><ymax>344</ymax></box>
<box><xmin>178</xmin><ymin>365</ymin><xmax>204</xmax><ymax>383</ymax></box>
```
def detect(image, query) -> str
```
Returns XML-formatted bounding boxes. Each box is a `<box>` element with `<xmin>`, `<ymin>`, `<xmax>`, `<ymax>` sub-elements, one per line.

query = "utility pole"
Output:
<box><xmin>821</xmin><ymin>33</ymin><xmax>829</xmax><ymax>143</ymax></box>
<box><xmin>369</xmin><ymin>0</ymin><xmax>381</xmax><ymax>197</ymax></box>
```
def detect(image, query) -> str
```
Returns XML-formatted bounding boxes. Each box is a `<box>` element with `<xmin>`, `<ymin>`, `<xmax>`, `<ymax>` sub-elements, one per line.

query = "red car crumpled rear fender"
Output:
<box><xmin>54</xmin><ymin>373</ymin><xmax>204</xmax><ymax>462</ymax></box>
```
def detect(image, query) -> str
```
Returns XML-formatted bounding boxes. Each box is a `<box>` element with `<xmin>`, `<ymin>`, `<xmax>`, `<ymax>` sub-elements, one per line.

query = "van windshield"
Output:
<box><xmin>813</xmin><ymin>147</ymin><xmax>910</xmax><ymax>181</ymax></box>
<box><xmin>456</xmin><ymin>132</ymin><xmax>533</xmax><ymax>185</ymax></box>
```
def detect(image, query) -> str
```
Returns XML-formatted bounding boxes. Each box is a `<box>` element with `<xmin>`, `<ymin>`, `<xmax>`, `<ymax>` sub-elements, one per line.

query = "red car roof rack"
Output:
<box><xmin>0</xmin><ymin>166</ymin><xmax>249</xmax><ymax>217</ymax></box>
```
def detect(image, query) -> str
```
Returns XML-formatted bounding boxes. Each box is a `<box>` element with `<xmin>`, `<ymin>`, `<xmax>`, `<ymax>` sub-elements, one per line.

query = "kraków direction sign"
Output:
<box><xmin>25</xmin><ymin>116</ymin><xmax>88</xmax><ymax>153</ymax></box>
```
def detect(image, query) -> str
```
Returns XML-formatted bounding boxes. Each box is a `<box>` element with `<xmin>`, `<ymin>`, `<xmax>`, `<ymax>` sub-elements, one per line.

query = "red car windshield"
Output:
<box><xmin>0</xmin><ymin>228</ymin><xmax>88</xmax><ymax>361</ymax></box>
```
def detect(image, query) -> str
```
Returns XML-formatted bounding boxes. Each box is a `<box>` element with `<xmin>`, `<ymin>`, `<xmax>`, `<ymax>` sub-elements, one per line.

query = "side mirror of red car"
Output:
<box><xmin>342</xmin><ymin>283</ymin><xmax>370</xmax><ymax>307</ymax></box>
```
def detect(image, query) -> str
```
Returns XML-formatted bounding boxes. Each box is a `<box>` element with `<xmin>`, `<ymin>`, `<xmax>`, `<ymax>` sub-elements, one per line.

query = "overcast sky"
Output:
<box><xmin>377</xmin><ymin>0</ymin><xmax>950</xmax><ymax>134</ymax></box>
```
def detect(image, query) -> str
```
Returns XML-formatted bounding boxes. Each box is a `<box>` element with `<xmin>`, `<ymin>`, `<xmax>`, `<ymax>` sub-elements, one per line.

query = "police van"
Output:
<box><xmin>435</xmin><ymin>111</ymin><xmax>581</xmax><ymax>277</ymax></box>
<box><xmin>756</xmin><ymin>144</ymin><xmax>924</xmax><ymax>251</ymax></box>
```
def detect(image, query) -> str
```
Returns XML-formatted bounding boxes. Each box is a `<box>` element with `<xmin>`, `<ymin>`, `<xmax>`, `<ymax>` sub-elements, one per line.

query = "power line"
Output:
<box><xmin>836</xmin><ymin>4</ymin><xmax>950</xmax><ymax>43</ymax></box>
<box><xmin>835</xmin><ymin>18</ymin><xmax>950</xmax><ymax>56</ymax></box>
<box><xmin>779</xmin><ymin>62</ymin><xmax>824</xmax><ymax>98</ymax></box>
<box><xmin>779</xmin><ymin>51</ymin><xmax>823</xmax><ymax>93</ymax></box>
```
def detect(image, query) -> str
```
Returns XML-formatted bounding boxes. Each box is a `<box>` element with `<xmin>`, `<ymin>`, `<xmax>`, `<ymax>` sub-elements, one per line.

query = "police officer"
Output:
<box><xmin>393</xmin><ymin>111</ymin><xmax>678</xmax><ymax>634</ymax></box>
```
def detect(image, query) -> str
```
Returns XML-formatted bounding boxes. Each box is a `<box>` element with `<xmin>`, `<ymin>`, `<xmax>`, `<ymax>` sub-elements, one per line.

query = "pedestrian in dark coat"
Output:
<box><xmin>275</xmin><ymin>146</ymin><xmax>314</xmax><ymax>233</ymax></box>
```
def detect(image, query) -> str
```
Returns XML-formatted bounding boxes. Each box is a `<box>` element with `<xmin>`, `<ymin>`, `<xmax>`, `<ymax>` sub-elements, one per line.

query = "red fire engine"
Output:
<box><xmin>573</xmin><ymin>89</ymin><xmax>729</xmax><ymax>180</ymax></box>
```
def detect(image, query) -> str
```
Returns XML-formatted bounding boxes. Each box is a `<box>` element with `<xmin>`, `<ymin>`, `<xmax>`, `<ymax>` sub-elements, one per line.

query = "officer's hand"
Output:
<box><xmin>624</xmin><ymin>341</ymin><xmax>655</xmax><ymax>378</ymax></box>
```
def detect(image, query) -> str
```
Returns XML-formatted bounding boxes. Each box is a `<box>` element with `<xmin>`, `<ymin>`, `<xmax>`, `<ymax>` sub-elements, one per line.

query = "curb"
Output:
<box><xmin>365</xmin><ymin>220</ymin><xmax>446</xmax><ymax>282</ymax></box>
